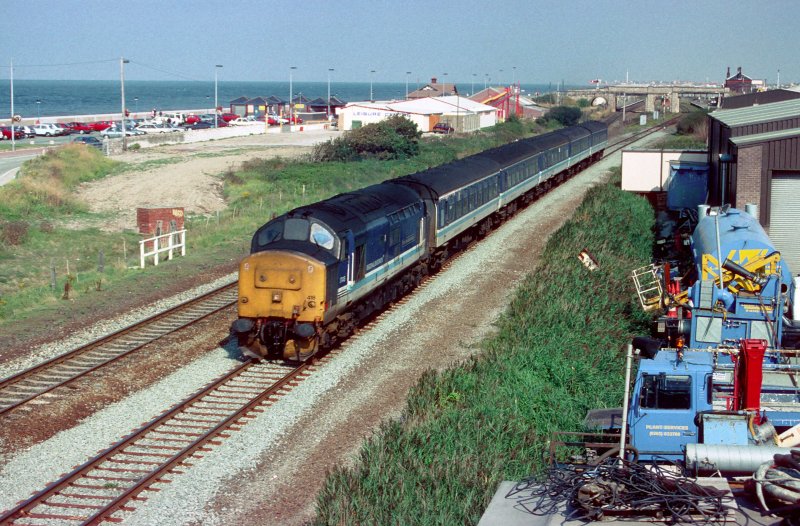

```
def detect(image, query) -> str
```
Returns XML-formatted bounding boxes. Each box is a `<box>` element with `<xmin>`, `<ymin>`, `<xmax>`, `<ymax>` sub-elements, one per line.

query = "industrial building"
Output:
<box><xmin>707</xmin><ymin>97</ymin><xmax>800</xmax><ymax>272</ymax></box>
<box><xmin>337</xmin><ymin>96</ymin><xmax>497</xmax><ymax>132</ymax></box>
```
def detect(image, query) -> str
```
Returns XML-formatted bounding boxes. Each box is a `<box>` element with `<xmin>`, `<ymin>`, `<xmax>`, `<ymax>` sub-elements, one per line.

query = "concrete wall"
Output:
<box><xmin>621</xmin><ymin>149</ymin><xmax>708</xmax><ymax>191</ymax></box>
<box><xmin>340</xmin><ymin>107</ymin><xmax>430</xmax><ymax>131</ymax></box>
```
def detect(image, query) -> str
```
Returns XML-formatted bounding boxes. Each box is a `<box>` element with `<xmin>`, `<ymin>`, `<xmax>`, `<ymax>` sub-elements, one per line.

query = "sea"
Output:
<box><xmin>0</xmin><ymin>80</ymin><xmax>570</xmax><ymax>120</ymax></box>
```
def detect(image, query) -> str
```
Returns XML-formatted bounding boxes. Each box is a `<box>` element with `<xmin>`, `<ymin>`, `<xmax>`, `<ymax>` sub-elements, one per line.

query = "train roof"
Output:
<box><xmin>285</xmin><ymin>182</ymin><xmax>421</xmax><ymax>233</ymax></box>
<box><xmin>554</xmin><ymin>126</ymin><xmax>591</xmax><ymax>142</ymax></box>
<box><xmin>578</xmin><ymin>120</ymin><xmax>608</xmax><ymax>134</ymax></box>
<box><xmin>389</xmin><ymin>156</ymin><xmax>502</xmax><ymax>198</ymax></box>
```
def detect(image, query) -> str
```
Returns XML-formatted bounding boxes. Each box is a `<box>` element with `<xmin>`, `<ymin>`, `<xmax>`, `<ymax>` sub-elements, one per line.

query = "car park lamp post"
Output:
<box><xmin>214</xmin><ymin>64</ymin><xmax>222</xmax><ymax>128</ymax></box>
<box><xmin>471</xmin><ymin>73</ymin><xmax>476</xmax><ymax>96</ymax></box>
<box><xmin>369</xmin><ymin>70</ymin><xmax>375</xmax><ymax>101</ymax></box>
<box><xmin>120</xmin><ymin>57</ymin><xmax>129</xmax><ymax>151</ymax></box>
<box><xmin>289</xmin><ymin>66</ymin><xmax>297</xmax><ymax>127</ymax></box>
<box><xmin>327</xmin><ymin>68</ymin><xmax>334</xmax><ymax>117</ymax></box>
<box><xmin>134</xmin><ymin>97</ymin><xmax>138</xmax><ymax>116</ymax></box>
<box><xmin>406</xmin><ymin>71</ymin><xmax>412</xmax><ymax>99</ymax></box>
<box><xmin>484</xmin><ymin>73</ymin><xmax>488</xmax><ymax>90</ymax></box>
<box><xmin>442</xmin><ymin>73</ymin><xmax>448</xmax><ymax>97</ymax></box>
<box><xmin>36</xmin><ymin>99</ymin><xmax>41</xmax><ymax>121</ymax></box>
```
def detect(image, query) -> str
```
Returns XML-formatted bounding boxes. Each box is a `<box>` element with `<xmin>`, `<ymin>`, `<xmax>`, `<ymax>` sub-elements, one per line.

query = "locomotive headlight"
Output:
<box><xmin>272</xmin><ymin>292</ymin><xmax>282</xmax><ymax>303</ymax></box>
<box><xmin>307</xmin><ymin>300</ymin><xmax>316</xmax><ymax>307</ymax></box>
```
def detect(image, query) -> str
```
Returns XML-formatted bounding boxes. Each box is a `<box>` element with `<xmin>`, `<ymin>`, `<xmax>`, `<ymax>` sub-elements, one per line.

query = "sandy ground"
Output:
<box><xmin>73</xmin><ymin>129</ymin><xmax>339</xmax><ymax>231</ymax></box>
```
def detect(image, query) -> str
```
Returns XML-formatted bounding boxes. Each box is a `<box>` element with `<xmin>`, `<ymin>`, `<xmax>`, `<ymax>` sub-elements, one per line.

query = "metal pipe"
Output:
<box><xmin>619</xmin><ymin>343</ymin><xmax>634</xmax><ymax>460</ymax></box>
<box><xmin>715</xmin><ymin>210</ymin><xmax>724</xmax><ymax>291</ymax></box>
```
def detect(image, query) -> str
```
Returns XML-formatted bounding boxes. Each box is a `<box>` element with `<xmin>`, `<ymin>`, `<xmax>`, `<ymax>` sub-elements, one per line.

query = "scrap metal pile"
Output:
<box><xmin>506</xmin><ymin>458</ymin><xmax>733</xmax><ymax>524</ymax></box>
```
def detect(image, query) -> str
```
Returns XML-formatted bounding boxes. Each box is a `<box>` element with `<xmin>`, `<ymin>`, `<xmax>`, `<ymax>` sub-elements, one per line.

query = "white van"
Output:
<box><xmin>162</xmin><ymin>112</ymin><xmax>188</xmax><ymax>125</ymax></box>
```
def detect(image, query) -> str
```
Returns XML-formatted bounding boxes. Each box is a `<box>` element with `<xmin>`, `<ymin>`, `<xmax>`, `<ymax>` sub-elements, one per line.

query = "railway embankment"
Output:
<box><xmin>314</xmin><ymin>175</ymin><xmax>655</xmax><ymax>524</ymax></box>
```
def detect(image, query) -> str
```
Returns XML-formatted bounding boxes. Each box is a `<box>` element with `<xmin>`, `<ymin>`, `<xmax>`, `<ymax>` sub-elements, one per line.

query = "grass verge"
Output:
<box><xmin>314</xmin><ymin>178</ymin><xmax>654</xmax><ymax>525</ymax></box>
<box><xmin>0</xmin><ymin>119</ymin><xmax>544</xmax><ymax>330</ymax></box>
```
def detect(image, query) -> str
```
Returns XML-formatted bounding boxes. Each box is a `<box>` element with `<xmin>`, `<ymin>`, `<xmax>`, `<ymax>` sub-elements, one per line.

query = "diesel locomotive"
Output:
<box><xmin>232</xmin><ymin>121</ymin><xmax>609</xmax><ymax>360</ymax></box>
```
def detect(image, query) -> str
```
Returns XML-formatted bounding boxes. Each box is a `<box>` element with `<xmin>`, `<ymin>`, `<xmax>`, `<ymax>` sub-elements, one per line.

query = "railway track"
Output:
<box><xmin>0</xmin><ymin>282</ymin><xmax>237</xmax><ymax>416</ymax></box>
<box><xmin>0</xmin><ymin>360</ymin><xmax>306</xmax><ymax>524</ymax></box>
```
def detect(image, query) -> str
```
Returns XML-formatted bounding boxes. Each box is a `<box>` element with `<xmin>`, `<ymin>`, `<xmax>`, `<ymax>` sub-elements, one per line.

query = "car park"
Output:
<box><xmin>33</xmin><ymin>123</ymin><xmax>65</xmax><ymax>136</ymax></box>
<box><xmin>432</xmin><ymin>122</ymin><xmax>455</xmax><ymax>134</ymax></box>
<box><xmin>0</xmin><ymin>126</ymin><xmax>25</xmax><ymax>140</ymax></box>
<box><xmin>72</xmin><ymin>136</ymin><xmax>103</xmax><ymax>150</ymax></box>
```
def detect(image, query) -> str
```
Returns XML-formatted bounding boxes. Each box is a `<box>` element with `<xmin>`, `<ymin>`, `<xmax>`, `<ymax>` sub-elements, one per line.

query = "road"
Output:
<box><xmin>0</xmin><ymin>150</ymin><xmax>44</xmax><ymax>186</ymax></box>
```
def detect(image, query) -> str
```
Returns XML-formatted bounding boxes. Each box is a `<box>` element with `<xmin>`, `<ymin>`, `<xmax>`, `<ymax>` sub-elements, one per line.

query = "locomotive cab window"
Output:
<box><xmin>310</xmin><ymin>222</ymin><xmax>335</xmax><ymax>250</ymax></box>
<box><xmin>284</xmin><ymin>218</ymin><xmax>310</xmax><ymax>241</ymax></box>
<box><xmin>640</xmin><ymin>374</ymin><xmax>691</xmax><ymax>410</ymax></box>
<box><xmin>256</xmin><ymin>221</ymin><xmax>283</xmax><ymax>247</ymax></box>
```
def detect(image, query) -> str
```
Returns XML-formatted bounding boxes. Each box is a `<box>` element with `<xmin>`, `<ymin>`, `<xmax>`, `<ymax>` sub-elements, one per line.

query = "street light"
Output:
<box><xmin>471</xmin><ymin>73</ymin><xmax>476</xmax><ymax>96</ymax></box>
<box><xmin>214</xmin><ymin>64</ymin><xmax>223</xmax><ymax>128</ymax></box>
<box><xmin>499</xmin><ymin>69</ymin><xmax>504</xmax><ymax>86</ymax></box>
<box><xmin>120</xmin><ymin>57</ymin><xmax>129</xmax><ymax>151</ymax></box>
<box><xmin>512</xmin><ymin>66</ymin><xmax>516</xmax><ymax>86</ymax></box>
<box><xmin>36</xmin><ymin>99</ymin><xmax>41</xmax><ymax>121</ymax></box>
<box><xmin>442</xmin><ymin>73</ymin><xmax>448</xmax><ymax>97</ymax></box>
<box><xmin>134</xmin><ymin>96</ymin><xmax>138</xmax><ymax>115</ymax></box>
<box><xmin>369</xmin><ymin>69</ymin><xmax>375</xmax><ymax>101</ymax></box>
<box><xmin>484</xmin><ymin>73</ymin><xmax>488</xmax><ymax>90</ymax></box>
<box><xmin>289</xmin><ymin>66</ymin><xmax>297</xmax><ymax>126</ymax></box>
<box><xmin>327</xmin><ymin>68</ymin><xmax>334</xmax><ymax>117</ymax></box>
<box><xmin>405</xmin><ymin>71</ymin><xmax>411</xmax><ymax>99</ymax></box>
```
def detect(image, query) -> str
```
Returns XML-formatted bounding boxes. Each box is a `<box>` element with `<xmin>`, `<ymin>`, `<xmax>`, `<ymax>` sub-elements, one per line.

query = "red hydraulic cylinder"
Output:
<box><xmin>738</xmin><ymin>339</ymin><xmax>767</xmax><ymax>416</ymax></box>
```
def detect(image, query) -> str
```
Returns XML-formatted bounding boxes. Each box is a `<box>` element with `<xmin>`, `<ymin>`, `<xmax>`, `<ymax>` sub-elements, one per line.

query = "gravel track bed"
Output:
<box><xmin>0</xmin><ymin>274</ymin><xmax>236</xmax><ymax>380</ymax></box>
<box><xmin>0</xmin><ymin>345</ymin><xmax>241</xmax><ymax>512</ymax></box>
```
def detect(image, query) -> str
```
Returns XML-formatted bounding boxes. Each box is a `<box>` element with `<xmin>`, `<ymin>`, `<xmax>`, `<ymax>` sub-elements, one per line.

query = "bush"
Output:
<box><xmin>676</xmin><ymin>111</ymin><xmax>708</xmax><ymax>142</ymax></box>
<box><xmin>545</xmin><ymin>106</ymin><xmax>583</xmax><ymax>127</ymax></box>
<box><xmin>1</xmin><ymin>221</ymin><xmax>29</xmax><ymax>245</ymax></box>
<box><xmin>312</xmin><ymin>115</ymin><xmax>422</xmax><ymax>162</ymax></box>
<box><xmin>577</xmin><ymin>98</ymin><xmax>590</xmax><ymax>108</ymax></box>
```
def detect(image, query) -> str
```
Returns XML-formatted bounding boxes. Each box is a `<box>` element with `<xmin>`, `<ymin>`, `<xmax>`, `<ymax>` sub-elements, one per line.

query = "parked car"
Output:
<box><xmin>0</xmin><ymin>126</ymin><xmax>25</xmax><ymax>140</ymax></box>
<box><xmin>286</xmin><ymin>115</ymin><xmax>303</xmax><ymax>124</ymax></box>
<box><xmin>72</xmin><ymin>136</ymin><xmax>103</xmax><ymax>150</ymax></box>
<box><xmin>33</xmin><ymin>123</ymin><xmax>65</xmax><ymax>136</ymax></box>
<box><xmin>134</xmin><ymin>123</ymin><xmax>181</xmax><ymax>134</ymax></box>
<box><xmin>432</xmin><ymin>122</ymin><xmax>455</xmax><ymax>134</ymax></box>
<box><xmin>183</xmin><ymin>121</ymin><xmax>214</xmax><ymax>130</ymax></box>
<box><xmin>54</xmin><ymin>123</ymin><xmax>74</xmax><ymax>135</ymax></box>
<box><xmin>229</xmin><ymin>117</ymin><xmax>257</xmax><ymax>126</ymax></box>
<box><xmin>89</xmin><ymin>121</ymin><xmax>114</xmax><ymax>132</ymax></box>
<box><xmin>20</xmin><ymin>125</ymin><xmax>36</xmax><ymax>138</ymax></box>
<box><xmin>184</xmin><ymin>114</ymin><xmax>200</xmax><ymax>125</ymax></box>
<box><xmin>65</xmin><ymin>122</ymin><xmax>94</xmax><ymax>134</ymax></box>
<box><xmin>219</xmin><ymin>113</ymin><xmax>240</xmax><ymax>122</ymax></box>
<box><xmin>101</xmin><ymin>125</ymin><xmax>145</xmax><ymax>138</ymax></box>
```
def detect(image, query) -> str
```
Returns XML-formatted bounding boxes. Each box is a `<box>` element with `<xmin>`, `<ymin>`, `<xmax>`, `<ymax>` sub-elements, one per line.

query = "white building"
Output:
<box><xmin>338</xmin><ymin>96</ymin><xmax>498</xmax><ymax>132</ymax></box>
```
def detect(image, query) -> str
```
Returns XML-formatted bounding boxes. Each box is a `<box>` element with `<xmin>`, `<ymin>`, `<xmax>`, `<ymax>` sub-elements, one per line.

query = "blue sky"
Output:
<box><xmin>0</xmin><ymin>0</ymin><xmax>795</xmax><ymax>85</ymax></box>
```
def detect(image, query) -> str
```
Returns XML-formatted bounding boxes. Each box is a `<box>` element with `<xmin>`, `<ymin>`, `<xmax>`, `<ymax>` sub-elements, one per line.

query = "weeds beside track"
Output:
<box><xmin>314</xmin><ymin>178</ymin><xmax>655</xmax><ymax>525</ymax></box>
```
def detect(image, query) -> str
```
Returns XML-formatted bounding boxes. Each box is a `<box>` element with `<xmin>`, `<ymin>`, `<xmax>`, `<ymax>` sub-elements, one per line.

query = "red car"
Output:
<box><xmin>89</xmin><ymin>121</ymin><xmax>114</xmax><ymax>132</ymax></box>
<box><xmin>219</xmin><ymin>113</ymin><xmax>240</xmax><ymax>122</ymax></box>
<box><xmin>65</xmin><ymin>122</ymin><xmax>94</xmax><ymax>134</ymax></box>
<box><xmin>185</xmin><ymin>115</ymin><xmax>200</xmax><ymax>125</ymax></box>
<box><xmin>287</xmin><ymin>115</ymin><xmax>303</xmax><ymax>124</ymax></box>
<box><xmin>0</xmin><ymin>126</ymin><xmax>25</xmax><ymax>140</ymax></box>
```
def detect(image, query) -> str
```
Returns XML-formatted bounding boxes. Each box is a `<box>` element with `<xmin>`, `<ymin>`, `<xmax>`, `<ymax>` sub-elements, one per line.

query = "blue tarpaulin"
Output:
<box><xmin>665</xmin><ymin>162</ymin><xmax>708</xmax><ymax>210</ymax></box>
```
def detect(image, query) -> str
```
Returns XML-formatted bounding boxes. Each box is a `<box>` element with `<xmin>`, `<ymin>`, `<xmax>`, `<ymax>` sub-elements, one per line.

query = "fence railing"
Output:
<box><xmin>139</xmin><ymin>230</ymin><xmax>187</xmax><ymax>268</ymax></box>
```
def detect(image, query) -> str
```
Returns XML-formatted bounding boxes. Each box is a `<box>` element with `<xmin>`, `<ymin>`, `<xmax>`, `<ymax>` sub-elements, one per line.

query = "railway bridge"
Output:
<box><xmin>566</xmin><ymin>84</ymin><xmax>729</xmax><ymax>113</ymax></box>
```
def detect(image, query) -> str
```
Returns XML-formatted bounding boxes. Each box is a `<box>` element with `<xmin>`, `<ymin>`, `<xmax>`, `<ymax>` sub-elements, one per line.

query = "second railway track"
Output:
<box><xmin>0</xmin><ymin>282</ymin><xmax>237</xmax><ymax>416</ymax></box>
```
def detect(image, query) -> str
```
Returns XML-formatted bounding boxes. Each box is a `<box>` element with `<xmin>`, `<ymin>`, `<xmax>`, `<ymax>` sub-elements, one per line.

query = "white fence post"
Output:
<box><xmin>138</xmin><ymin>229</ymin><xmax>188</xmax><ymax>269</ymax></box>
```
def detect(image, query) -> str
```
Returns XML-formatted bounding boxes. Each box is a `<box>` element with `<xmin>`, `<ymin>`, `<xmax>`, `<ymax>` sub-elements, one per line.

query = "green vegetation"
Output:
<box><xmin>314</xmin><ymin>178</ymin><xmax>655</xmax><ymax>525</ymax></box>
<box><xmin>0</xmin><ymin>119</ymin><xmax>545</xmax><ymax>325</ymax></box>
<box><xmin>311</xmin><ymin>115</ymin><xmax>422</xmax><ymax>162</ymax></box>
<box><xmin>538</xmin><ymin>106</ymin><xmax>583</xmax><ymax>127</ymax></box>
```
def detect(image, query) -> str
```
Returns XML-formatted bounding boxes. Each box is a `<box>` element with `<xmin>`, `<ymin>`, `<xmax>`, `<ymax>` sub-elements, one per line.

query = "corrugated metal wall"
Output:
<box><xmin>768</xmin><ymin>173</ymin><xmax>800</xmax><ymax>275</ymax></box>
